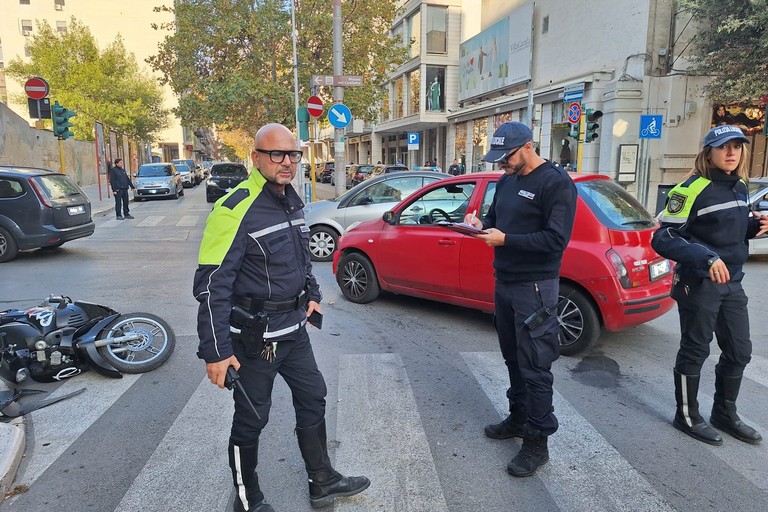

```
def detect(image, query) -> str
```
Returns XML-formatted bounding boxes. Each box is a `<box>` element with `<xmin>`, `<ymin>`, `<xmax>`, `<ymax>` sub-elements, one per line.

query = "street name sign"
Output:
<box><xmin>311</xmin><ymin>75</ymin><xmax>364</xmax><ymax>87</ymax></box>
<box><xmin>307</xmin><ymin>95</ymin><xmax>324</xmax><ymax>117</ymax></box>
<box><xmin>25</xmin><ymin>77</ymin><xmax>49</xmax><ymax>100</ymax></box>
<box><xmin>328</xmin><ymin>103</ymin><xmax>352</xmax><ymax>129</ymax></box>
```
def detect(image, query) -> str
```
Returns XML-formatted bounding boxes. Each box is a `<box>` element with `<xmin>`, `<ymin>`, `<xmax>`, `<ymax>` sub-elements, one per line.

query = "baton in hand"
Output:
<box><xmin>224</xmin><ymin>366</ymin><xmax>262</xmax><ymax>420</ymax></box>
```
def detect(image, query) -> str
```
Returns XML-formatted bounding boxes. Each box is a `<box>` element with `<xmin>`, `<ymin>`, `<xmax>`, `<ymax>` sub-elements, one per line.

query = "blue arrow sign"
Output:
<box><xmin>328</xmin><ymin>103</ymin><xmax>352</xmax><ymax>128</ymax></box>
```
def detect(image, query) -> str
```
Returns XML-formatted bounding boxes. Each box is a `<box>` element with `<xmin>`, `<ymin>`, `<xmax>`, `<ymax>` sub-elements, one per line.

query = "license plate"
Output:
<box><xmin>650</xmin><ymin>259</ymin><xmax>670</xmax><ymax>281</ymax></box>
<box><xmin>67</xmin><ymin>205</ymin><xmax>85</xmax><ymax>215</ymax></box>
<box><xmin>149</xmin><ymin>189</ymin><xmax>158</xmax><ymax>194</ymax></box>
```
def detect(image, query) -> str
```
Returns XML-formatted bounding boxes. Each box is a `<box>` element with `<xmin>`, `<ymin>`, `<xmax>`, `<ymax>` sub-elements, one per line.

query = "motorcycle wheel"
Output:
<box><xmin>96</xmin><ymin>313</ymin><xmax>175</xmax><ymax>373</ymax></box>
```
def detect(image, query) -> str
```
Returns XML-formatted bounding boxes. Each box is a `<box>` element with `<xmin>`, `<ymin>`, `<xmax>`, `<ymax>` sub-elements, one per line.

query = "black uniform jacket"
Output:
<box><xmin>652</xmin><ymin>169</ymin><xmax>761</xmax><ymax>282</ymax></box>
<box><xmin>193</xmin><ymin>169</ymin><xmax>321</xmax><ymax>363</ymax></box>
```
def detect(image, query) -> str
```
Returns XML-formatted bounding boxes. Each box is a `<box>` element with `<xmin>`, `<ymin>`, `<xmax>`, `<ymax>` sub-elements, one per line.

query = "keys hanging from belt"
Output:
<box><xmin>260</xmin><ymin>341</ymin><xmax>278</xmax><ymax>363</ymax></box>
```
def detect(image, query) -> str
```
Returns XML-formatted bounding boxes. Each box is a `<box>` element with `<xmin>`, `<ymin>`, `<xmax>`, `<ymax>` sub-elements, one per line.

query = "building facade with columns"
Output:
<box><xmin>348</xmin><ymin>0</ymin><xmax>765</xmax><ymax>211</ymax></box>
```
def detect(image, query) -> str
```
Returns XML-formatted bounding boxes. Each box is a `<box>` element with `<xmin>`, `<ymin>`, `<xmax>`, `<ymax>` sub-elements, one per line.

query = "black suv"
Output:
<box><xmin>206</xmin><ymin>163</ymin><xmax>249</xmax><ymax>203</ymax></box>
<box><xmin>0</xmin><ymin>166</ymin><xmax>95</xmax><ymax>263</ymax></box>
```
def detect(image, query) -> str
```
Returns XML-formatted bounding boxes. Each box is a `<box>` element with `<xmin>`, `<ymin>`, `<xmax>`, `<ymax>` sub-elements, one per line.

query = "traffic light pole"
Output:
<box><xmin>332</xmin><ymin>0</ymin><xmax>346</xmax><ymax>196</ymax></box>
<box><xmin>576</xmin><ymin>114</ymin><xmax>585</xmax><ymax>173</ymax></box>
<box><xmin>58</xmin><ymin>138</ymin><xmax>66</xmax><ymax>174</ymax></box>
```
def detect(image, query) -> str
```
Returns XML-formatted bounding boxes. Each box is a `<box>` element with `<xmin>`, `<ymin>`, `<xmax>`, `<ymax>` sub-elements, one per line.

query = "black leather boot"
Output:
<box><xmin>295</xmin><ymin>420</ymin><xmax>371</xmax><ymax>508</ymax></box>
<box><xmin>228</xmin><ymin>442</ymin><xmax>275</xmax><ymax>512</ymax></box>
<box><xmin>710</xmin><ymin>372</ymin><xmax>762</xmax><ymax>444</ymax></box>
<box><xmin>484</xmin><ymin>403</ymin><xmax>526</xmax><ymax>439</ymax></box>
<box><xmin>507</xmin><ymin>424</ymin><xmax>549</xmax><ymax>477</ymax></box>
<box><xmin>673</xmin><ymin>370</ymin><xmax>722</xmax><ymax>446</ymax></box>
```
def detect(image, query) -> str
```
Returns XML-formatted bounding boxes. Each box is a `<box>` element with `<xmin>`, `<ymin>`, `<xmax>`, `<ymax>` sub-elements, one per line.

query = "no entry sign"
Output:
<box><xmin>307</xmin><ymin>95</ymin><xmax>324</xmax><ymax>118</ymax></box>
<box><xmin>25</xmin><ymin>77</ymin><xmax>50</xmax><ymax>100</ymax></box>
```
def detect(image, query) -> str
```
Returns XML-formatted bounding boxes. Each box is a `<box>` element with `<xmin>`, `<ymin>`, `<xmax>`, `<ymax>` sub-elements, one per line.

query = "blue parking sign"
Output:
<box><xmin>407</xmin><ymin>132</ymin><xmax>420</xmax><ymax>150</ymax></box>
<box><xmin>639</xmin><ymin>115</ymin><xmax>662</xmax><ymax>139</ymax></box>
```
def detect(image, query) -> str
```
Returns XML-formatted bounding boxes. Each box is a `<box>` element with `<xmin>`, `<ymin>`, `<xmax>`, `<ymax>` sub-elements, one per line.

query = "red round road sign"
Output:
<box><xmin>307</xmin><ymin>95</ymin><xmax>324</xmax><ymax>117</ymax></box>
<box><xmin>24</xmin><ymin>77</ymin><xmax>50</xmax><ymax>100</ymax></box>
<box><xmin>567</xmin><ymin>102</ymin><xmax>582</xmax><ymax>124</ymax></box>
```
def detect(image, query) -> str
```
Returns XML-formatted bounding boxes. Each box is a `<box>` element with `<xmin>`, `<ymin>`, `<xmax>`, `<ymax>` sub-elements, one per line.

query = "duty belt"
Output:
<box><xmin>232</xmin><ymin>291</ymin><xmax>308</xmax><ymax>314</ymax></box>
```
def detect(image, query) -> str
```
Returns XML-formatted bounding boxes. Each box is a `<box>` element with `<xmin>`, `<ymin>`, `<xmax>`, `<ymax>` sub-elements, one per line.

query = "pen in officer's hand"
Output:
<box><xmin>469</xmin><ymin>210</ymin><xmax>477</xmax><ymax>224</ymax></box>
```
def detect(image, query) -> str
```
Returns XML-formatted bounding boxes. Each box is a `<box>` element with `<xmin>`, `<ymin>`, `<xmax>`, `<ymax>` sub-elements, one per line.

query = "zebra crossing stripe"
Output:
<box><xmin>462</xmin><ymin>352</ymin><xmax>675</xmax><ymax>512</ymax></box>
<box><xmin>114</xmin><ymin>376</ymin><xmax>234</xmax><ymax>511</ymax></box>
<box><xmin>177</xmin><ymin>215</ymin><xmax>198</xmax><ymax>227</ymax></box>
<box><xmin>335</xmin><ymin>353</ymin><xmax>450</xmax><ymax>511</ymax></box>
<box><xmin>136</xmin><ymin>216</ymin><xmax>164</xmax><ymax>227</ymax></box>
<box><xmin>17</xmin><ymin>372</ymin><xmax>141</xmax><ymax>485</ymax></box>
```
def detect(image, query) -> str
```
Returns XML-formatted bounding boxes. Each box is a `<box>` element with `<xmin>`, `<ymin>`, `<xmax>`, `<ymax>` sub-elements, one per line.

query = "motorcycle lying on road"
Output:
<box><xmin>0</xmin><ymin>294</ymin><xmax>175</xmax><ymax>385</ymax></box>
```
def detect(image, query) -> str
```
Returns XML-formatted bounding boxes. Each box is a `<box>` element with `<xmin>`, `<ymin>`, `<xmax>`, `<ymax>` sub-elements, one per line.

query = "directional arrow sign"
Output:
<box><xmin>327</xmin><ymin>103</ymin><xmax>352</xmax><ymax>129</ymax></box>
<box><xmin>312</xmin><ymin>75</ymin><xmax>335</xmax><ymax>87</ymax></box>
<box><xmin>311</xmin><ymin>75</ymin><xmax>364</xmax><ymax>87</ymax></box>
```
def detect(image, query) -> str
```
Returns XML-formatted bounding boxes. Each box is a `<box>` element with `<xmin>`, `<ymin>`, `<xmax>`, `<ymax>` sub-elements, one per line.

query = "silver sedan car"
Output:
<box><xmin>748</xmin><ymin>177</ymin><xmax>768</xmax><ymax>255</ymax></box>
<box><xmin>303</xmin><ymin>171</ymin><xmax>447</xmax><ymax>261</ymax></box>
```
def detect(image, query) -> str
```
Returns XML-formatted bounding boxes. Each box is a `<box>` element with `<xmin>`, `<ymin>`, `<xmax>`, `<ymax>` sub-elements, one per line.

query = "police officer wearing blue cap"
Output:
<box><xmin>653</xmin><ymin>125</ymin><xmax>768</xmax><ymax>446</ymax></box>
<box><xmin>464</xmin><ymin>121</ymin><xmax>577</xmax><ymax>476</ymax></box>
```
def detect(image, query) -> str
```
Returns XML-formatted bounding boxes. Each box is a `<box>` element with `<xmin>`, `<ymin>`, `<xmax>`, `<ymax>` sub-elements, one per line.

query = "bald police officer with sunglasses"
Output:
<box><xmin>194</xmin><ymin>123</ymin><xmax>369</xmax><ymax>512</ymax></box>
<box><xmin>464</xmin><ymin>122</ymin><xmax>577</xmax><ymax>477</ymax></box>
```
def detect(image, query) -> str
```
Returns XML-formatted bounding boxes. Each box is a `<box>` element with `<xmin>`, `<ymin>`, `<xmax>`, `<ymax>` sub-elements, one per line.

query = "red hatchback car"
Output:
<box><xmin>333</xmin><ymin>171</ymin><xmax>675</xmax><ymax>355</ymax></box>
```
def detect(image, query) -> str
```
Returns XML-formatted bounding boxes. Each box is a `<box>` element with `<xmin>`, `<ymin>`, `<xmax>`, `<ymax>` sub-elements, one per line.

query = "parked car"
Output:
<box><xmin>133</xmin><ymin>163</ymin><xmax>184</xmax><ymax>201</ymax></box>
<box><xmin>347</xmin><ymin>164</ymin><xmax>375</xmax><ymax>188</ymax></box>
<box><xmin>172</xmin><ymin>159</ymin><xmax>201</xmax><ymax>185</ymax></box>
<box><xmin>748</xmin><ymin>177</ymin><xmax>768</xmax><ymax>255</ymax></box>
<box><xmin>304</xmin><ymin>171</ymin><xmax>447</xmax><ymax>262</ymax></box>
<box><xmin>206</xmin><ymin>162</ymin><xmax>249</xmax><ymax>203</ymax></box>
<box><xmin>333</xmin><ymin>171</ymin><xmax>675</xmax><ymax>356</ymax></box>
<box><xmin>174</xmin><ymin>164</ymin><xmax>195</xmax><ymax>188</ymax></box>
<box><xmin>0</xmin><ymin>166</ymin><xmax>95</xmax><ymax>263</ymax></box>
<box><xmin>368</xmin><ymin>164</ymin><xmax>409</xmax><ymax>181</ymax></box>
<box><xmin>320</xmin><ymin>162</ymin><xmax>335</xmax><ymax>184</ymax></box>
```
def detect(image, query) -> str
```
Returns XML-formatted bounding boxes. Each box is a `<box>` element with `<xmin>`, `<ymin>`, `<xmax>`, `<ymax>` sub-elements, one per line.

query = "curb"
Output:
<box><xmin>0</xmin><ymin>381</ymin><xmax>25</xmax><ymax>497</ymax></box>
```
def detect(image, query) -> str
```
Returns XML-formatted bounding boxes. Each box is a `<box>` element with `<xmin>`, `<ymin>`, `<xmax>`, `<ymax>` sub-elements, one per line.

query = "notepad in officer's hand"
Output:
<box><xmin>436</xmin><ymin>221</ymin><xmax>488</xmax><ymax>236</ymax></box>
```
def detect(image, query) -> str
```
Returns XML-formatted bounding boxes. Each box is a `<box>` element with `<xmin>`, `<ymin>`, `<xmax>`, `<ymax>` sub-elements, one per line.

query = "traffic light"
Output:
<box><xmin>584</xmin><ymin>109</ymin><xmax>603</xmax><ymax>143</ymax></box>
<box><xmin>569</xmin><ymin>123</ymin><xmax>579</xmax><ymax>139</ymax></box>
<box><xmin>52</xmin><ymin>101</ymin><xmax>76</xmax><ymax>140</ymax></box>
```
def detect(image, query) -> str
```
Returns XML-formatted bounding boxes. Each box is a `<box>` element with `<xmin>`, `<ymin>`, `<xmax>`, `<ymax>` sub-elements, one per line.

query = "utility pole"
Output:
<box><xmin>332</xmin><ymin>0</ymin><xmax>345</xmax><ymax>195</ymax></box>
<box><xmin>290</xmin><ymin>1</ymin><xmax>303</xmax><ymax>191</ymax></box>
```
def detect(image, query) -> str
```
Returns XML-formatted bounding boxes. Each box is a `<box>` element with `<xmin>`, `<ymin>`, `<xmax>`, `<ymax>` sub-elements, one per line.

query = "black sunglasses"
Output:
<box><xmin>499</xmin><ymin>145</ymin><xmax>525</xmax><ymax>167</ymax></box>
<box><xmin>256</xmin><ymin>149</ymin><xmax>303</xmax><ymax>164</ymax></box>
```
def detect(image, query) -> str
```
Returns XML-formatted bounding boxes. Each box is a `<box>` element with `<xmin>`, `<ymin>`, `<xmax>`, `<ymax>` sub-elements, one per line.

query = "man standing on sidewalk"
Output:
<box><xmin>109</xmin><ymin>158</ymin><xmax>135</xmax><ymax>220</ymax></box>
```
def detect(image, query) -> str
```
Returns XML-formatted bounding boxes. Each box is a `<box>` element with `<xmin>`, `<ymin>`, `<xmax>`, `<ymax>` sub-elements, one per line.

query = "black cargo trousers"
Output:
<box><xmin>672</xmin><ymin>276</ymin><xmax>752</xmax><ymax>378</ymax></box>
<box><xmin>229</xmin><ymin>326</ymin><xmax>327</xmax><ymax>445</ymax></box>
<box><xmin>494</xmin><ymin>278</ymin><xmax>560</xmax><ymax>436</ymax></box>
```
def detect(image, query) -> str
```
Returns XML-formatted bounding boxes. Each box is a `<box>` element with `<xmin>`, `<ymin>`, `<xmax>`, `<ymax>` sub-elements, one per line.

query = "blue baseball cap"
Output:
<box><xmin>702</xmin><ymin>125</ymin><xmax>749</xmax><ymax>148</ymax></box>
<box><xmin>482</xmin><ymin>122</ymin><xmax>533</xmax><ymax>163</ymax></box>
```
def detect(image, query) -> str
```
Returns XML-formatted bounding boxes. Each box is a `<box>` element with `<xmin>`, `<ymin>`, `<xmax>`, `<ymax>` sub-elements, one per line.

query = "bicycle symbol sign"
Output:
<box><xmin>568</xmin><ymin>102</ymin><xmax>582</xmax><ymax>124</ymax></box>
<box><xmin>640</xmin><ymin>115</ymin><xmax>663</xmax><ymax>139</ymax></box>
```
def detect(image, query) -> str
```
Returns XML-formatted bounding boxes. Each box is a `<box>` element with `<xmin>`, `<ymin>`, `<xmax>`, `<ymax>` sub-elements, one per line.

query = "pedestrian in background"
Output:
<box><xmin>194</xmin><ymin>123</ymin><xmax>370</xmax><ymax>512</ymax></box>
<box><xmin>449</xmin><ymin>159</ymin><xmax>461</xmax><ymax>175</ymax></box>
<box><xmin>652</xmin><ymin>125</ymin><xmax>768</xmax><ymax>446</ymax></box>
<box><xmin>464</xmin><ymin>122</ymin><xmax>577</xmax><ymax>477</ymax></box>
<box><xmin>108</xmin><ymin>158</ymin><xmax>134</xmax><ymax>220</ymax></box>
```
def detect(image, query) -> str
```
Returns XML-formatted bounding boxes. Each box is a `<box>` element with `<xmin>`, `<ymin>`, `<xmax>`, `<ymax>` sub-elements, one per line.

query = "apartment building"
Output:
<box><xmin>0</xmin><ymin>0</ymin><xmax>197</xmax><ymax>162</ymax></box>
<box><xmin>354</xmin><ymin>0</ymin><xmax>765</xmax><ymax>210</ymax></box>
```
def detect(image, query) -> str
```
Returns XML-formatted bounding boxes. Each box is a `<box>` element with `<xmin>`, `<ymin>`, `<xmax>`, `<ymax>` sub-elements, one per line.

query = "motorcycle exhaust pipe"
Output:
<box><xmin>93</xmin><ymin>333</ymin><xmax>144</xmax><ymax>348</ymax></box>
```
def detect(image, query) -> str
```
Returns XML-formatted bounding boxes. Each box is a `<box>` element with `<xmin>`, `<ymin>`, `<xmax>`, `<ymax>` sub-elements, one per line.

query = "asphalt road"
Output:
<box><xmin>2</xmin><ymin>182</ymin><xmax>768</xmax><ymax>511</ymax></box>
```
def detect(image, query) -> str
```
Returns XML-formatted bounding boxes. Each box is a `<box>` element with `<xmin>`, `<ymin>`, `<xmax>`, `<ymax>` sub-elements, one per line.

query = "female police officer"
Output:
<box><xmin>652</xmin><ymin>125</ymin><xmax>768</xmax><ymax>445</ymax></box>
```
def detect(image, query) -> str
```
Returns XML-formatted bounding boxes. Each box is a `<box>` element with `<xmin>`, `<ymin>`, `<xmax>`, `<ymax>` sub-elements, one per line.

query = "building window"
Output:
<box><xmin>454</xmin><ymin>123</ymin><xmax>467</xmax><ymax>169</ymax></box>
<box><xmin>55</xmin><ymin>0</ymin><xmax>65</xmax><ymax>8</ymax></box>
<box><xmin>542</xmin><ymin>15</ymin><xmax>549</xmax><ymax>34</ymax></box>
<box><xmin>426</xmin><ymin>6</ymin><xmax>447</xmax><ymax>54</ymax></box>
<box><xmin>56</xmin><ymin>21</ymin><xmax>67</xmax><ymax>33</ymax></box>
<box><xmin>21</xmin><ymin>20</ymin><xmax>33</xmax><ymax>35</ymax></box>
<box><xmin>380</xmin><ymin>87</ymin><xmax>389</xmax><ymax>122</ymax></box>
<box><xmin>20</xmin><ymin>0</ymin><xmax>31</xmax><ymax>5</ymax></box>
<box><xmin>394</xmin><ymin>76</ymin><xmax>404</xmax><ymax>119</ymax></box>
<box><xmin>392</xmin><ymin>22</ymin><xmax>404</xmax><ymax>47</ymax></box>
<box><xmin>472</xmin><ymin>118</ymin><xmax>489</xmax><ymax>172</ymax></box>
<box><xmin>407</xmin><ymin>10</ymin><xmax>420</xmax><ymax>58</ymax></box>
<box><xmin>24</xmin><ymin>45</ymin><xmax>32</xmax><ymax>58</ymax></box>
<box><xmin>425</xmin><ymin>66</ymin><xmax>444</xmax><ymax>112</ymax></box>
<box><xmin>409</xmin><ymin>69</ymin><xmax>420</xmax><ymax>115</ymax></box>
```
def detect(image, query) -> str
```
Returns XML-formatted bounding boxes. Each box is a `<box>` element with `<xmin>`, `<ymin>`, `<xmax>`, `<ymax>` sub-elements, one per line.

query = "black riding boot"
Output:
<box><xmin>484</xmin><ymin>403</ymin><xmax>526</xmax><ymax>439</ymax></box>
<box><xmin>710</xmin><ymin>372</ymin><xmax>762</xmax><ymax>444</ymax></box>
<box><xmin>228</xmin><ymin>442</ymin><xmax>275</xmax><ymax>512</ymax></box>
<box><xmin>673</xmin><ymin>370</ymin><xmax>722</xmax><ymax>445</ymax></box>
<box><xmin>295</xmin><ymin>420</ymin><xmax>371</xmax><ymax>508</ymax></box>
<box><xmin>507</xmin><ymin>424</ymin><xmax>549</xmax><ymax>477</ymax></box>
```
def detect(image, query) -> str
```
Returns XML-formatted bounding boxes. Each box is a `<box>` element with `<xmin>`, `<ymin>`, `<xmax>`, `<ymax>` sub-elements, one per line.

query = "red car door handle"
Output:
<box><xmin>438</xmin><ymin>239</ymin><xmax>456</xmax><ymax>246</ymax></box>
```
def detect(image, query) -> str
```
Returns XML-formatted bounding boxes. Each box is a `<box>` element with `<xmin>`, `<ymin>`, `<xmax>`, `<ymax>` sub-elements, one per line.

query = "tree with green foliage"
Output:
<box><xmin>682</xmin><ymin>0</ymin><xmax>768</xmax><ymax>101</ymax></box>
<box><xmin>148</xmin><ymin>0</ymin><xmax>408</xmax><ymax>136</ymax></box>
<box><xmin>5</xmin><ymin>17</ymin><xmax>169</xmax><ymax>141</ymax></box>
